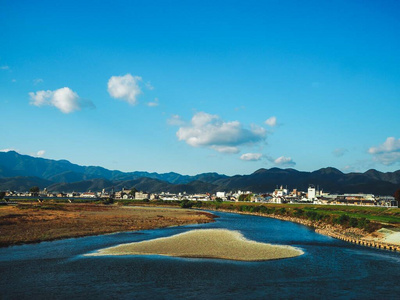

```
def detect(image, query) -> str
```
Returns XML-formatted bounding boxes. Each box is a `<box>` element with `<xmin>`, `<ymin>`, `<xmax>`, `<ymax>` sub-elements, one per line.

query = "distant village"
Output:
<box><xmin>3</xmin><ymin>184</ymin><xmax>398</xmax><ymax>207</ymax></box>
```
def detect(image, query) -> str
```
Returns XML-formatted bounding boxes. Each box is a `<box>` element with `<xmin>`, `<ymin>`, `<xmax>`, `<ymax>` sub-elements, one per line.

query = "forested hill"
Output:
<box><xmin>0</xmin><ymin>151</ymin><xmax>399</xmax><ymax>195</ymax></box>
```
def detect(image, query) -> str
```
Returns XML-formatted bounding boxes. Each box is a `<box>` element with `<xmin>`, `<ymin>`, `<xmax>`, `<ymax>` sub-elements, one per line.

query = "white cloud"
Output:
<box><xmin>176</xmin><ymin>112</ymin><xmax>266</xmax><ymax>153</ymax></box>
<box><xmin>167</xmin><ymin>115</ymin><xmax>185</xmax><ymax>126</ymax></box>
<box><xmin>211</xmin><ymin>146</ymin><xmax>240</xmax><ymax>154</ymax></box>
<box><xmin>368</xmin><ymin>137</ymin><xmax>400</xmax><ymax>165</ymax></box>
<box><xmin>273</xmin><ymin>156</ymin><xmax>296</xmax><ymax>167</ymax></box>
<box><xmin>107</xmin><ymin>74</ymin><xmax>142</xmax><ymax>105</ymax></box>
<box><xmin>0</xmin><ymin>149</ymin><xmax>46</xmax><ymax>158</ymax></box>
<box><xmin>1</xmin><ymin>65</ymin><xmax>9</xmax><ymax>70</ymax></box>
<box><xmin>52</xmin><ymin>88</ymin><xmax>80</xmax><ymax>113</ymax></box>
<box><xmin>0</xmin><ymin>148</ymin><xmax>18</xmax><ymax>153</ymax></box>
<box><xmin>369</xmin><ymin>137</ymin><xmax>400</xmax><ymax>154</ymax></box>
<box><xmin>29</xmin><ymin>90</ymin><xmax>53</xmax><ymax>106</ymax></box>
<box><xmin>36</xmin><ymin>150</ymin><xmax>45</xmax><ymax>157</ymax></box>
<box><xmin>265</xmin><ymin>116</ymin><xmax>277</xmax><ymax>127</ymax></box>
<box><xmin>145</xmin><ymin>81</ymin><xmax>154</xmax><ymax>90</ymax></box>
<box><xmin>333</xmin><ymin>148</ymin><xmax>348</xmax><ymax>157</ymax></box>
<box><xmin>29</xmin><ymin>87</ymin><xmax>92</xmax><ymax>114</ymax></box>
<box><xmin>240</xmin><ymin>153</ymin><xmax>262</xmax><ymax>161</ymax></box>
<box><xmin>147</xmin><ymin>97</ymin><xmax>159</xmax><ymax>107</ymax></box>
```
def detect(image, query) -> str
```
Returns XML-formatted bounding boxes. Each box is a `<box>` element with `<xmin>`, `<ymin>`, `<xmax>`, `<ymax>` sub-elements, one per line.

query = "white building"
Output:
<box><xmin>273</xmin><ymin>186</ymin><xmax>288</xmax><ymax>197</ymax></box>
<box><xmin>135</xmin><ymin>192</ymin><xmax>149</xmax><ymax>200</ymax></box>
<box><xmin>216</xmin><ymin>192</ymin><xmax>226</xmax><ymax>198</ymax></box>
<box><xmin>308</xmin><ymin>185</ymin><xmax>316</xmax><ymax>200</ymax></box>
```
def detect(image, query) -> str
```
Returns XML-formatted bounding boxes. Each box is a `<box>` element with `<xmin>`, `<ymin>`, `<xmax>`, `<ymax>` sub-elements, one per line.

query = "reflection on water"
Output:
<box><xmin>1</xmin><ymin>211</ymin><xmax>399</xmax><ymax>299</ymax></box>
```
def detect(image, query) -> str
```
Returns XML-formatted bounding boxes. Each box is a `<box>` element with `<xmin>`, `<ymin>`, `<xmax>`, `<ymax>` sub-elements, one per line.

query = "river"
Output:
<box><xmin>1</xmin><ymin>211</ymin><xmax>399</xmax><ymax>299</ymax></box>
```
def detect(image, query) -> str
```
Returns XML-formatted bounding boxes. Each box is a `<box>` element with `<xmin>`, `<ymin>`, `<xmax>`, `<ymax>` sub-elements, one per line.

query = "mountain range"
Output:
<box><xmin>0</xmin><ymin>151</ymin><xmax>399</xmax><ymax>195</ymax></box>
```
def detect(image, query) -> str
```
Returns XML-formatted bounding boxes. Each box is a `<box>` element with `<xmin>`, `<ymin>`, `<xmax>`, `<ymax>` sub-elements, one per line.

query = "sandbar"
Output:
<box><xmin>88</xmin><ymin>229</ymin><xmax>303</xmax><ymax>261</ymax></box>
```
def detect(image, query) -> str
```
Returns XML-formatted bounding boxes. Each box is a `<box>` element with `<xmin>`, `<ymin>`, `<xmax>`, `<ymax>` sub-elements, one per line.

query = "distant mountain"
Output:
<box><xmin>0</xmin><ymin>176</ymin><xmax>53</xmax><ymax>192</ymax></box>
<box><xmin>47</xmin><ymin>178</ymin><xmax>114</xmax><ymax>193</ymax></box>
<box><xmin>0</xmin><ymin>151</ymin><xmax>226</xmax><ymax>184</ymax></box>
<box><xmin>211</xmin><ymin>167</ymin><xmax>399</xmax><ymax>195</ymax></box>
<box><xmin>0</xmin><ymin>151</ymin><xmax>399</xmax><ymax>195</ymax></box>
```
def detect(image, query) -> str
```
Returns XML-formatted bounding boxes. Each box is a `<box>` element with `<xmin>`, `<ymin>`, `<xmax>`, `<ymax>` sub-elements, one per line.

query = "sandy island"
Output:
<box><xmin>88</xmin><ymin>229</ymin><xmax>304</xmax><ymax>261</ymax></box>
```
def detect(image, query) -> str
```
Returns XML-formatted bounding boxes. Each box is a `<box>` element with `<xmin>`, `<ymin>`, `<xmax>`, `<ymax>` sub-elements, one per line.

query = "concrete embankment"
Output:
<box><xmin>211</xmin><ymin>209</ymin><xmax>400</xmax><ymax>253</ymax></box>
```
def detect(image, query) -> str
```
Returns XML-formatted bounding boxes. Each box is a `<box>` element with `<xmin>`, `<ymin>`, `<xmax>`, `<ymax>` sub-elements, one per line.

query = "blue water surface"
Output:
<box><xmin>1</xmin><ymin>211</ymin><xmax>400</xmax><ymax>299</ymax></box>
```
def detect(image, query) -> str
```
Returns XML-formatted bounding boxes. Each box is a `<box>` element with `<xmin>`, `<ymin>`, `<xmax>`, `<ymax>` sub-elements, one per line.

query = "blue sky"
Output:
<box><xmin>1</xmin><ymin>0</ymin><xmax>400</xmax><ymax>175</ymax></box>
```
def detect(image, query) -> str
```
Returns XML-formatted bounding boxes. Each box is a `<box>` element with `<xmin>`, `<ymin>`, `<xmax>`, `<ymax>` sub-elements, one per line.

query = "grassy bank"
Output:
<box><xmin>123</xmin><ymin>200</ymin><xmax>400</xmax><ymax>232</ymax></box>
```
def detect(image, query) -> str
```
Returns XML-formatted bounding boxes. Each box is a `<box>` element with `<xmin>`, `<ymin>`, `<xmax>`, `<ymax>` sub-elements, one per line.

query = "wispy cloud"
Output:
<box><xmin>29</xmin><ymin>87</ymin><xmax>94</xmax><ymax>114</ymax></box>
<box><xmin>0</xmin><ymin>65</ymin><xmax>9</xmax><ymax>70</ymax></box>
<box><xmin>240</xmin><ymin>153</ymin><xmax>262</xmax><ymax>161</ymax></box>
<box><xmin>36</xmin><ymin>150</ymin><xmax>45</xmax><ymax>157</ymax></box>
<box><xmin>176</xmin><ymin>112</ymin><xmax>266</xmax><ymax>153</ymax></box>
<box><xmin>211</xmin><ymin>146</ymin><xmax>240</xmax><ymax>154</ymax></box>
<box><xmin>167</xmin><ymin>114</ymin><xmax>185</xmax><ymax>126</ymax></box>
<box><xmin>369</xmin><ymin>137</ymin><xmax>400</xmax><ymax>165</ymax></box>
<box><xmin>0</xmin><ymin>148</ymin><xmax>18</xmax><ymax>153</ymax></box>
<box><xmin>107</xmin><ymin>74</ymin><xmax>142</xmax><ymax>105</ymax></box>
<box><xmin>33</xmin><ymin>78</ymin><xmax>44</xmax><ymax>85</ymax></box>
<box><xmin>147</xmin><ymin>97</ymin><xmax>159</xmax><ymax>107</ymax></box>
<box><xmin>145</xmin><ymin>81</ymin><xmax>154</xmax><ymax>90</ymax></box>
<box><xmin>271</xmin><ymin>156</ymin><xmax>296</xmax><ymax>167</ymax></box>
<box><xmin>265</xmin><ymin>116</ymin><xmax>277</xmax><ymax>127</ymax></box>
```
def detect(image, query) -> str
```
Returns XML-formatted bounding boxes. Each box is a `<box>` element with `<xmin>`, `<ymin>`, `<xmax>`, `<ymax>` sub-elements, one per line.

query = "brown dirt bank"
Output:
<box><xmin>0</xmin><ymin>203</ymin><xmax>216</xmax><ymax>247</ymax></box>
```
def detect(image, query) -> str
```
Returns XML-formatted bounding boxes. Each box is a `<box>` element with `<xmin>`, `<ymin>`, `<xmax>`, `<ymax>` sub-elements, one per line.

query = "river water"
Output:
<box><xmin>1</xmin><ymin>211</ymin><xmax>400</xmax><ymax>299</ymax></box>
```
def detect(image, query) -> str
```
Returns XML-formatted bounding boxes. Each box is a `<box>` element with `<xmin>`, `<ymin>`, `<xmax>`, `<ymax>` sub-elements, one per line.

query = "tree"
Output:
<box><xmin>29</xmin><ymin>186</ymin><xmax>40</xmax><ymax>193</ymax></box>
<box><xmin>394</xmin><ymin>188</ymin><xmax>400</xmax><ymax>205</ymax></box>
<box><xmin>0</xmin><ymin>191</ymin><xmax>5</xmax><ymax>200</ymax></box>
<box><xmin>180</xmin><ymin>200</ymin><xmax>193</xmax><ymax>209</ymax></box>
<box><xmin>238</xmin><ymin>194</ymin><xmax>252</xmax><ymax>202</ymax></box>
<box><xmin>129</xmin><ymin>187</ymin><xmax>138</xmax><ymax>196</ymax></box>
<box><xmin>336</xmin><ymin>214</ymin><xmax>350</xmax><ymax>226</ymax></box>
<box><xmin>102</xmin><ymin>197</ymin><xmax>114</xmax><ymax>205</ymax></box>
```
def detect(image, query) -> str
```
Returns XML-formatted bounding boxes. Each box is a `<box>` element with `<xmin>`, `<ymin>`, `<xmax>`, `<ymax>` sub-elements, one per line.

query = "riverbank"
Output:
<box><xmin>0</xmin><ymin>203</ymin><xmax>216</xmax><ymax>247</ymax></box>
<box><xmin>89</xmin><ymin>228</ymin><xmax>304</xmax><ymax>261</ymax></box>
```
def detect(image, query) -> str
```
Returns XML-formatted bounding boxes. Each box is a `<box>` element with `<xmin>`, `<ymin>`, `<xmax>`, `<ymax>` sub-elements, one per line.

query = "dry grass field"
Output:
<box><xmin>0</xmin><ymin>203</ymin><xmax>216</xmax><ymax>247</ymax></box>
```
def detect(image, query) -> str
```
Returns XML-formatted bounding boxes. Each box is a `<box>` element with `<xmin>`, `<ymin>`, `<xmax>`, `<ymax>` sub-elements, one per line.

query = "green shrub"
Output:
<box><xmin>180</xmin><ymin>200</ymin><xmax>193</xmax><ymax>209</ymax></box>
<box><xmin>349</xmin><ymin>217</ymin><xmax>358</xmax><ymax>227</ymax></box>
<box><xmin>293</xmin><ymin>208</ymin><xmax>304</xmax><ymax>217</ymax></box>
